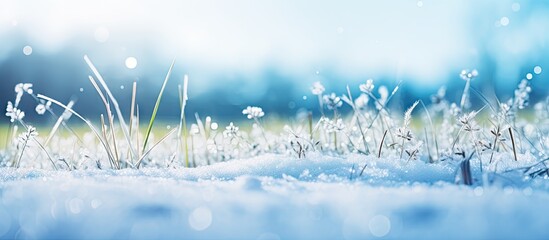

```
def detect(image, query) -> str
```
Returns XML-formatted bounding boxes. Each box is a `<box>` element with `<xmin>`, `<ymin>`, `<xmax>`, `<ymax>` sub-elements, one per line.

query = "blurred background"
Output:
<box><xmin>1</xmin><ymin>0</ymin><xmax>548</xmax><ymax>123</ymax></box>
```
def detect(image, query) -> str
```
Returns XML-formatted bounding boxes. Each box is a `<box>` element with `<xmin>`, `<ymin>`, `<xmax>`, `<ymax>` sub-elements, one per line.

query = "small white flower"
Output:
<box><xmin>354</xmin><ymin>93</ymin><xmax>369</xmax><ymax>110</ymax></box>
<box><xmin>359</xmin><ymin>79</ymin><xmax>375</xmax><ymax>93</ymax></box>
<box><xmin>6</xmin><ymin>101</ymin><xmax>13</xmax><ymax>114</ymax></box>
<box><xmin>323</xmin><ymin>93</ymin><xmax>342</xmax><ymax>110</ymax></box>
<box><xmin>14</xmin><ymin>83</ymin><xmax>33</xmax><ymax>106</ymax></box>
<box><xmin>35</xmin><ymin>104</ymin><xmax>46</xmax><ymax>115</ymax></box>
<box><xmin>5</xmin><ymin>101</ymin><xmax>25</xmax><ymax>122</ymax></box>
<box><xmin>242</xmin><ymin>106</ymin><xmax>265</xmax><ymax>119</ymax></box>
<box><xmin>459</xmin><ymin>69</ymin><xmax>478</xmax><ymax>81</ymax></box>
<box><xmin>223</xmin><ymin>122</ymin><xmax>240</xmax><ymax>138</ymax></box>
<box><xmin>15</xmin><ymin>83</ymin><xmax>33</xmax><ymax>94</ymax></box>
<box><xmin>310</xmin><ymin>82</ymin><xmax>325</xmax><ymax>95</ymax></box>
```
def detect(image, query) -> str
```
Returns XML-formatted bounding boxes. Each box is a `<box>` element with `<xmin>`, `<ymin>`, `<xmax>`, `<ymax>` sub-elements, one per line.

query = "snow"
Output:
<box><xmin>1</xmin><ymin>153</ymin><xmax>548</xmax><ymax>239</ymax></box>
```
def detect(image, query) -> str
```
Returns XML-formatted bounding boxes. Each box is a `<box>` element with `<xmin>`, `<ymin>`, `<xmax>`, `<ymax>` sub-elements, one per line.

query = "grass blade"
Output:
<box><xmin>142</xmin><ymin>59</ymin><xmax>175</xmax><ymax>154</ymax></box>
<box><xmin>37</xmin><ymin>94</ymin><xmax>116</xmax><ymax>165</ymax></box>
<box><xmin>177</xmin><ymin>75</ymin><xmax>190</xmax><ymax>167</ymax></box>
<box><xmin>84</xmin><ymin>55</ymin><xmax>137</xmax><ymax>163</ymax></box>
<box><xmin>509</xmin><ymin>127</ymin><xmax>518</xmax><ymax>161</ymax></box>
<box><xmin>136</xmin><ymin>128</ymin><xmax>177</xmax><ymax>168</ymax></box>
<box><xmin>44</xmin><ymin>99</ymin><xmax>76</xmax><ymax>146</ymax></box>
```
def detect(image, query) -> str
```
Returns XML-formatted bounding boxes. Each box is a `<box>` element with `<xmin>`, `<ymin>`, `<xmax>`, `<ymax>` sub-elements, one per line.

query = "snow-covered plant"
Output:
<box><xmin>321</xmin><ymin>117</ymin><xmax>345</xmax><ymax>133</ymax></box>
<box><xmin>284</xmin><ymin>125</ymin><xmax>317</xmax><ymax>158</ymax></box>
<box><xmin>354</xmin><ymin>94</ymin><xmax>369</xmax><ymax>111</ymax></box>
<box><xmin>35</xmin><ymin>100</ymin><xmax>51</xmax><ymax>115</ymax></box>
<box><xmin>341</xmin><ymin>86</ymin><xmax>370</xmax><ymax>154</ymax></box>
<box><xmin>397</xmin><ymin>101</ymin><xmax>419</xmax><ymax>159</ymax></box>
<box><xmin>458</xmin><ymin>111</ymin><xmax>481</xmax><ymax>133</ymax></box>
<box><xmin>359</xmin><ymin>79</ymin><xmax>375</xmax><ymax>94</ymax></box>
<box><xmin>14</xmin><ymin>125</ymin><xmax>37</xmax><ymax>168</ymax></box>
<box><xmin>223</xmin><ymin>122</ymin><xmax>240</xmax><ymax>140</ymax></box>
<box><xmin>5</xmin><ymin>101</ymin><xmax>25</xmax><ymax>123</ymax></box>
<box><xmin>14</xmin><ymin>83</ymin><xmax>33</xmax><ymax>106</ymax></box>
<box><xmin>242</xmin><ymin>106</ymin><xmax>270</xmax><ymax>150</ymax></box>
<box><xmin>514</xmin><ymin>79</ymin><xmax>531</xmax><ymax>110</ymax></box>
<box><xmin>459</xmin><ymin>69</ymin><xmax>478</xmax><ymax>110</ymax></box>
<box><xmin>242</xmin><ymin>106</ymin><xmax>265</xmax><ymax>119</ymax></box>
<box><xmin>323</xmin><ymin>93</ymin><xmax>342</xmax><ymax>114</ymax></box>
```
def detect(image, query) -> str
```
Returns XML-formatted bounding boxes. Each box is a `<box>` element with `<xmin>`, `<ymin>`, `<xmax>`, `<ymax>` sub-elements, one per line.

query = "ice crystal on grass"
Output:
<box><xmin>18</xmin><ymin>125</ymin><xmax>37</xmax><ymax>144</ymax></box>
<box><xmin>458</xmin><ymin>111</ymin><xmax>480</xmax><ymax>132</ymax></box>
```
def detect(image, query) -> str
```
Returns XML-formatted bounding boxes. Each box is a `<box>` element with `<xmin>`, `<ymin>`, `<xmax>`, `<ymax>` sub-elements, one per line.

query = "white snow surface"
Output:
<box><xmin>1</xmin><ymin>153</ymin><xmax>548</xmax><ymax>239</ymax></box>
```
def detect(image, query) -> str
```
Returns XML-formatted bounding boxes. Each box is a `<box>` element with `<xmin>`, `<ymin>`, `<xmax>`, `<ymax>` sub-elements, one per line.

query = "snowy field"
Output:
<box><xmin>2</xmin><ymin>1</ymin><xmax>549</xmax><ymax>239</ymax></box>
<box><xmin>1</xmin><ymin>153</ymin><xmax>549</xmax><ymax>240</ymax></box>
<box><xmin>2</xmin><ymin>61</ymin><xmax>549</xmax><ymax>239</ymax></box>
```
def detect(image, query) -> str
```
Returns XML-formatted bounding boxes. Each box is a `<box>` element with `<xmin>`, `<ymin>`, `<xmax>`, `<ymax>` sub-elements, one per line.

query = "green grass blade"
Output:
<box><xmin>136</xmin><ymin>128</ymin><xmax>177</xmax><ymax>168</ymax></box>
<box><xmin>142</xmin><ymin>59</ymin><xmax>175</xmax><ymax>154</ymax></box>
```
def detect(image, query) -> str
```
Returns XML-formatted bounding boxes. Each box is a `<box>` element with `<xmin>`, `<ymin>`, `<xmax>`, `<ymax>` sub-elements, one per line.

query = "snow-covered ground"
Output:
<box><xmin>1</xmin><ymin>153</ymin><xmax>548</xmax><ymax>239</ymax></box>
